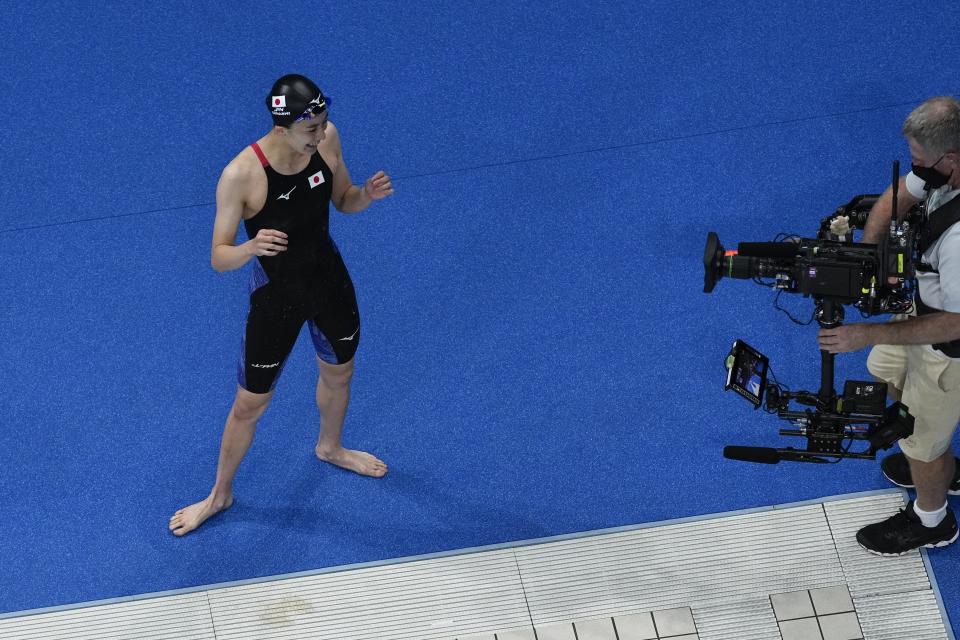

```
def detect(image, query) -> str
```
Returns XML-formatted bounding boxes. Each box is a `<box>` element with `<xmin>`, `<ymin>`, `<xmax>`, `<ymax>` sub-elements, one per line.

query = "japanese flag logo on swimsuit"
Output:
<box><xmin>308</xmin><ymin>170</ymin><xmax>325</xmax><ymax>188</ymax></box>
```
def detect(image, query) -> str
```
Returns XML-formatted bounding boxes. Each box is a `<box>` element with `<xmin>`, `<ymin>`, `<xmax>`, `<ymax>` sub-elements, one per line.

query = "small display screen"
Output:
<box><xmin>725</xmin><ymin>339</ymin><xmax>769</xmax><ymax>408</ymax></box>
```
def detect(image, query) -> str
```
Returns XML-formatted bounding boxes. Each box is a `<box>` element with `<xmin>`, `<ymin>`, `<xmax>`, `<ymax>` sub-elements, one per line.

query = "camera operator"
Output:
<box><xmin>817</xmin><ymin>97</ymin><xmax>960</xmax><ymax>555</ymax></box>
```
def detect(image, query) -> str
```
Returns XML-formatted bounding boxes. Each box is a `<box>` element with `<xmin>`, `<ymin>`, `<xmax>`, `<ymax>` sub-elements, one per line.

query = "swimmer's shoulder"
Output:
<box><xmin>220</xmin><ymin>145</ymin><xmax>266</xmax><ymax>192</ymax></box>
<box><xmin>217</xmin><ymin>145</ymin><xmax>269</xmax><ymax>217</ymax></box>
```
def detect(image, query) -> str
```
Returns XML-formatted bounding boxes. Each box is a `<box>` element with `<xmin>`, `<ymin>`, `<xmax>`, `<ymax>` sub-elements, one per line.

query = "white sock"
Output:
<box><xmin>913</xmin><ymin>501</ymin><xmax>948</xmax><ymax>528</ymax></box>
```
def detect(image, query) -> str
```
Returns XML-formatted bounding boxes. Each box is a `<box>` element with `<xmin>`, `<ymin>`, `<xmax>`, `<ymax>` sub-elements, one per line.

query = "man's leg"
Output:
<box><xmin>874</xmin><ymin>379</ymin><xmax>960</xmax><ymax>488</ymax></box>
<box><xmin>858</xmin><ymin>345</ymin><xmax>960</xmax><ymax>554</ymax></box>
<box><xmin>869</xmin><ymin>342</ymin><xmax>911</xmax><ymax>486</ymax></box>
<box><xmin>857</xmin><ymin>446</ymin><xmax>959</xmax><ymax>554</ymax></box>
<box><xmin>910</xmin><ymin>450</ymin><xmax>956</xmax><ymax>511</ymax></box>
<box><xmin>169</xmin><ymin>387</ymin><xmax>273</xmax><ymax>536</ymax></box>
<box><xmin>314</xmin><ymin>357</ymin><xmax>387</xmax><ymax>477</ymax></box>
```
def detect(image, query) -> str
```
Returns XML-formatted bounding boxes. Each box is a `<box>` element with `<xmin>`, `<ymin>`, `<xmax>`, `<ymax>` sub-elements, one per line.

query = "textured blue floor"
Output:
<box><xmin>2</xmin><ymin>0</ymin><xmax>959</xmax><ymax>632</ymax></box>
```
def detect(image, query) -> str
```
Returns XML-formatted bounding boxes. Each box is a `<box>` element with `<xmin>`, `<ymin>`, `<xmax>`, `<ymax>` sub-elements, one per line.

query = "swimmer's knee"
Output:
<box><xmin>318</xmin><ymin>358</ymin><xmax>354</xmax><ymax>388</ymax></box>
<box><xmin>232</xmin><ymin>388</ymin><xmax>273</xmax><ymax>421</ymax></box>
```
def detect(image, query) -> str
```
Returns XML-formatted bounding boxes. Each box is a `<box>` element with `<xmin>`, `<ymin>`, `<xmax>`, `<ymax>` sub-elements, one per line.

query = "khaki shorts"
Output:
<box><xmin>867</xmin><ymin>330</ymin><xmax>960</xmax><ymax>461</ymax></box>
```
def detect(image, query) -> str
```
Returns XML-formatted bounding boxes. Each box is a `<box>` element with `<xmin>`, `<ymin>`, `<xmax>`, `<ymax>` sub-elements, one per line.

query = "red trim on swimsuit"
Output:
<box><xmin>250</xmin><ymin>142</ymin><xmax>269</xmax><ymax>167</ymax></box>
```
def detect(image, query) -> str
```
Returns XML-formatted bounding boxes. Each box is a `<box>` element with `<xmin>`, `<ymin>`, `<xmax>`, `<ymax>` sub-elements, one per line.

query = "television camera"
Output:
<box><xmin>704</xmin><ymin>164</ymin><xmax>920</xmax><ymax>463</ymax></box>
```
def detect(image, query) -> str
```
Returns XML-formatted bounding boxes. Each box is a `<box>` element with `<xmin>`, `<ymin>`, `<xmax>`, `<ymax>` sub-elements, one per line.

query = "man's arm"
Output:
<box><xmin>211</xmin><ymin>160</ymin><xmax>287</xmax><ymax>272</ymax></box>
<box><xmin>861</xmin><ymin>175</ymin><xmax>922</xmax><ymax>244</ymax></box>
<box><xmin>326</xmin><ymin>122</ymin><xmax>393</xmax><ymax>213</ymax></box>
<box><xmin>874</xmin><ymin>312</ymin><xmax>960</xmax><ymax>345</ymax></box>
<box><xmin>817</xmin><ymin>313</ymin><xmax>960</xmax><ymax>353</ymax></box>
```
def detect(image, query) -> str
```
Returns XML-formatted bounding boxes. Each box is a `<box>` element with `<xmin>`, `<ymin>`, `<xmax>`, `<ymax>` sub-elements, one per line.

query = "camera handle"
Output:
<box><xmin>814</xmin><ymin>298</ymin><xmax>844</xmax><ymax>408</ymax></box>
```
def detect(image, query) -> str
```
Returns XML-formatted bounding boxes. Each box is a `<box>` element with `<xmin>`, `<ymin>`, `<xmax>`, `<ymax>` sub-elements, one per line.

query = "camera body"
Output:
<box><xmin>704</xmin><ymin>195</ymin><xmax>921</xmax><ymax>316</ymax></box>
<box><xmin>705</xmin><ymin>195</ymin><xmax>921</xmax><ymax>463</ymax></box>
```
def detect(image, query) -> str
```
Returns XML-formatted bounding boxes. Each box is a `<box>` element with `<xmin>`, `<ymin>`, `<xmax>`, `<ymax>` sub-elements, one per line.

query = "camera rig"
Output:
<box><xmin>704</xmin><ymin>165</ymin><xmax>920</xmax><ymax>463</ymax></box>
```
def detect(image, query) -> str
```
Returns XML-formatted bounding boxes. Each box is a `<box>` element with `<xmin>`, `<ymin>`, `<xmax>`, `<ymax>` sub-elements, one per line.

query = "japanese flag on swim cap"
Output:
<box><xmin>265</xmin><ymin>74</ymin><xmax>327</xmax><ymax>127</ymax></box>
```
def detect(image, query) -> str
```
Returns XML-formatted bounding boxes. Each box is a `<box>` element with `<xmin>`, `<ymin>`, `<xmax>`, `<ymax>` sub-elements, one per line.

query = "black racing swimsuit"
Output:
<box><xmin>237</xmin><ymin>142</ymin><xmax>360</xmax><ymax>394</ymax></box>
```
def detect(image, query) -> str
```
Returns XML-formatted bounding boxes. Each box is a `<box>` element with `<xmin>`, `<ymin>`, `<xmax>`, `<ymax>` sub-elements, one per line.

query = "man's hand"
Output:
<box><xmin>363</xmin><ymin>171</ymin><xmax>394</xmax><ymax>200</ymax></box>
<box><xmin>246</xmin><ymin>229</ymin><xmax>288</xmax><ymax>256</ymax></box>
<box><xmin>816</xmin><ymin>324</ymin><xmax>874</xmax><ymax>353</ymax></box>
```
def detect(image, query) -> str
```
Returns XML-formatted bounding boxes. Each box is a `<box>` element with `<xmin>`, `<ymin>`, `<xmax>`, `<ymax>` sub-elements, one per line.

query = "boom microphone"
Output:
<box><xmin>723</xmin><ymin>446</ymin><xmax>781</xmax><ymax>464</ymax></box>
<box><xmin>723</xmin><ymin>446</ymin><xmax>831</xmax><ymax>464</ymax></box>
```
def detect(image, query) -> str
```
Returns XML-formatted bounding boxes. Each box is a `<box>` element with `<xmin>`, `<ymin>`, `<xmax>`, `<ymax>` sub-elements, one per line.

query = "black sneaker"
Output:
<box><xmin>880</xmin><ymin>452</ymin><xmax>960</xmax><ymax>494</ymax></box>
<box><xmin>856</xmin><ymin>501</ymin><xmax>959</xmax><ymax>556</ymax></box>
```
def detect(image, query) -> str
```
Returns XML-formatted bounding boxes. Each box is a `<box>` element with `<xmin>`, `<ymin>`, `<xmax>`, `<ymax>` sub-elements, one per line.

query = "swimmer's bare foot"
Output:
<box><xmin>169</xmin><ymin>495</ymin><xmax>233</xmax><ymax>537</ymax></box>
<box><xmin>315</xmin><ymin>445</ymin><xmax>388</xmax><ymax>477</ymax></box>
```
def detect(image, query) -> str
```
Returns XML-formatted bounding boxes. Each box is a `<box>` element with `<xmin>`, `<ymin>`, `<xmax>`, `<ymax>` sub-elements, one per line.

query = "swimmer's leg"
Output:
<box><xmin>169</xmin><ymin>387</ymin><xmax>273</xmax><ymax>536</ymax></box>
<box><xmin>314</xmin><ymin>358</ymin><xmax>387</xmax><ymax>478</ymax></box>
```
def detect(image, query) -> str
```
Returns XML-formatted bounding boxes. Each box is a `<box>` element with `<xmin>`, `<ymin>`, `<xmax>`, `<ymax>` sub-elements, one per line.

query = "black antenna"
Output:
<box><xmin>891</xmin><ymin>159</ymin><xmax>900</xmax><ymax>226</ymax></box>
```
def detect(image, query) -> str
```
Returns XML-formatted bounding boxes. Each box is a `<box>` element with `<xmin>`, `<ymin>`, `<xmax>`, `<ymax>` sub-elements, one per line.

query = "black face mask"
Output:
<box><xmin>912</xmin><ymin>154</ymin><xmax>951</xmax><ymax>190</ymax></box>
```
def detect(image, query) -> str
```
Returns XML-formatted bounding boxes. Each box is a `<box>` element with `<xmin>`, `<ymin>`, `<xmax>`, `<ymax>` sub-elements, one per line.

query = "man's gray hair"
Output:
<box><xmin>902</xmin><ymin>96</ymin><xmax>960</xmax><ymax>156</ymax></box>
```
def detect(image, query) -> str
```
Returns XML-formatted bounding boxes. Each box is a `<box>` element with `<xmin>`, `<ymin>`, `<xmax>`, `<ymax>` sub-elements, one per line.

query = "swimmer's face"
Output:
<box><xmin>285</xmin><ymin>111</ymin><xmax>328</xmax><ymax>153</ymax></box>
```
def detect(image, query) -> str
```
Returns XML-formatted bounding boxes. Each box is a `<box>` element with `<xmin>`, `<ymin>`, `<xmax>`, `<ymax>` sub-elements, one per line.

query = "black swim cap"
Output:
<box><xmin>266</xmin><ymin>74</ymin><xmax>328</xmax><ymax>127</ymax></box>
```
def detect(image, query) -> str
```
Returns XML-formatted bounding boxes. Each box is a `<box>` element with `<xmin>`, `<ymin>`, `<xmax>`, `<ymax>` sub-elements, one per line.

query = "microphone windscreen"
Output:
<box><xmin>723</xmin><ymin>445</ymin><xmax>781</xmax><ymax>464</ymax></box>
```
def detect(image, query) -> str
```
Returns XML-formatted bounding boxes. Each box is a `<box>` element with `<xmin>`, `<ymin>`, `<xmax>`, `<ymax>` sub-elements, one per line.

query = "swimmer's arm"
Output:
<box><xmin>327</xmin><ymin>123</ymin><xmax>393</xmax><ymax>213</ymax></box>
<box><xmin>210</xmin><ymin>164</ymin><xmax>254</xmax><ymax>271</ymax></box>
<box><xmin>211</xmin><ymin>164</ymin><xmax>278</xmax><ymax>272</ymax></box>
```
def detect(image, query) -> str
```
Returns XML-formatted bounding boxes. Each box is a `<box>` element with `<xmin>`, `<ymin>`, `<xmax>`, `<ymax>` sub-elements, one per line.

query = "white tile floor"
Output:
<box><xmin>487</xmin><ymin>607</ymin><xmax>698</xmax><ymax>640</ymax></box>
<box><xmin>0</xmin><ymin>490</ymin><xmax>953</xmax><ymax>640</ymax></box>
<box><xmin>773</xmin><ymin>586</ymin><xmax>862</xmax><ymax>640</ymax></box>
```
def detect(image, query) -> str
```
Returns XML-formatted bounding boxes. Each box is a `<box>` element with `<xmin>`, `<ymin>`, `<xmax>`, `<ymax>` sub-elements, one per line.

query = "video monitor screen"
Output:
<box><xmin>725</xmin><ymin>339</ymin><xmax>769</xmax><ymax>408</ymax></box>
